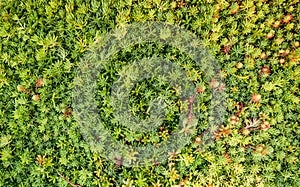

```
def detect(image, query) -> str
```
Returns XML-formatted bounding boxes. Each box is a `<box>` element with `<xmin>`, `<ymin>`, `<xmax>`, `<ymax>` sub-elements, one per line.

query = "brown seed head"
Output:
<box><xmin>209</xmin><ymin>79</ymin><xmax>219</xmax><ymax>88</ymax></box>
<box><xmin>259</xmin><ymin>66</ymin><xmax>271</xmax><ymax>77</ymax></box>
<box><xmin>282</xmin><ymin>14</ymin><xmax>293</xmax><ymax>24</ymax></box>
<box><xmin>236</xmin><ymin>62</ymin><xmax>243</xmax><ymax>69</ymax></box>
<box><xmin>279</xmin><ymin>58</ymin><xmax>286</xmax><ymax>64</ymax></box>
<box><xmin>273</xmin><ymin>21</ymin><xmax>281</xmax><ymax>28</ymax></box>
<box><xmin>32</xmin><ymin>94</ymin><xmax>41</xmax><ymax>101</ymax></box>
<box><xmin>260</xmin><ymin>52</ymin><xmax>268</xmax><ymax>60</ymax></box>
<box><xmin>17</xmin><ymin>85</ymin><xmax>26</xmax><ymax>92</ymax></box>
<box><xmin>279</xmin><ymin>49</ymin><xmax>289</xmax><ymax>56</ymax></box>
<box><xmin>266</xmin><ymin>32</ymin><xmax>274</xmax><ymax>39</ymax></box>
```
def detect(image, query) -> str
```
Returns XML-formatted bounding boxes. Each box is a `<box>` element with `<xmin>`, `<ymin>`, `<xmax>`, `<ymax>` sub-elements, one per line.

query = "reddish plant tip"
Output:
<box><xmin>17</xmin><ymin>85</ymin><xmax>33</xmax><ymax>95</ymax></box>
<box><xmin>197</xmin><ymin>86</ymin><xmax>206</xmax><ymax>93</ymax></box>
<box><xmin>222</xmin><ymin>44</ymin><xmax>232</xmax><ymax>54</ymax></box>
<box><xmin>189</xmin><ymin>97</ymin><xmax>194</xmax><ymax>103</ymax></box>
<box><xmin>218</xmin><ymin>83</ymin><xmax>226</xmax><ymax>93</ymax></box>
<box><xmin>230</xmin><ymin>5</ymin><xmax>239</xmax><ymax>15</ymax></box>
<box><xmin>224</xmin><ymin>153</ymin><xmax>231</xmax><ymax>163</ymax></box>
<box><xmin>235</xmin><ymin>103</ymin><xmax>243</xmax><ymax>116</ymax></box>
<box><xmin>36</xmin><ymin>78</ymin><xmax>45</xmax><ymax>91</ymax></box>
<box><xmin>251</xmin><ymin>93</ymin><xmax>261</xmax><ymax>103</ymax></box>
<box><xmin>229</xmin><ymin>115</ymin><xmax>239</xmax><ymax>125</ymax></box>
<box><xmin>255</xmin><ymin>144</ymin><xmax>266</xmax><ymax>154</ymax></box>
<box><xmin>282</xmin><ymin>14</ymin><xmax>293</xmax><ymax>24</ymax></box>
<box><xmin>260</xmin><ymin>121</ymin><xmax>270</xmax><ymax>131</ymax></box>
<box><xmin>63</xmin><ymin>107</ymin><xmax>72</xmax><ymax>118</ymax></box>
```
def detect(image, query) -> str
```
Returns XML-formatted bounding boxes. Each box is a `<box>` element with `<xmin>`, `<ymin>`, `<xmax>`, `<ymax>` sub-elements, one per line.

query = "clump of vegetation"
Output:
<box><xmin>0</xmin><ymin>0</ymin><xmax>299</xmax><ymax>186</ymax></box>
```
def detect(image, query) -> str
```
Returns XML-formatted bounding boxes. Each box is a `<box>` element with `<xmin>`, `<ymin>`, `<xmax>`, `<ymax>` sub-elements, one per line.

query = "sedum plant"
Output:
<box><xmin>0</xmin><ymin>0</ymin><xmax>299</xmax><ymax>186</ymax></box>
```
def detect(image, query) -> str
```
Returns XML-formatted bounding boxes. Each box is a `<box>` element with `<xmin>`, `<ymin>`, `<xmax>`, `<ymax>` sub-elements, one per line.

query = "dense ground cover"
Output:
<box><xmin>0</xmin><ymin>0</ymin><xmax>299</xmax><ymax>186</ymax></box>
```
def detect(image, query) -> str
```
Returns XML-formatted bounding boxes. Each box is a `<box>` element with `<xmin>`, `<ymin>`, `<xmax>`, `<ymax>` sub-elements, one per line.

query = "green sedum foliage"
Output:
<box><xmin>0</xmin><ymin>0</ymin><xmax>299</xmax><ymax>186</ymax></box>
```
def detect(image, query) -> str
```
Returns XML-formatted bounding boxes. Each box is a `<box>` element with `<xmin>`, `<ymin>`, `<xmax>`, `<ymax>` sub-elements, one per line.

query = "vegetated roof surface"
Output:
<box><xmin>0</xmin><ymin>0</ymin><xmax>299</xmax><ymax>186</ymax></box>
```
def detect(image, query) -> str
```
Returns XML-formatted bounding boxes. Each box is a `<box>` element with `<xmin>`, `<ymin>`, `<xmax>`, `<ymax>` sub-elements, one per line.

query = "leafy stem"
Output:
<box><xmin>55</xmin><ymin>169</ymin><xmax>82</xmax><ymax>187</ymax></box>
